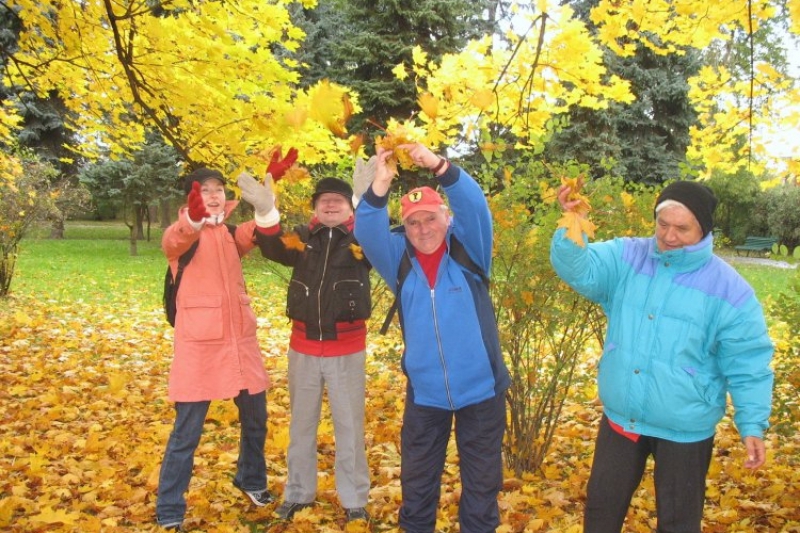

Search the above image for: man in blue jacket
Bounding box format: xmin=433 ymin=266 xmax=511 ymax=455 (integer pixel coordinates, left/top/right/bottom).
xmin=551 ymin=180 xmax=774 ymax=533
xmin=354 ymin=142 xmax=510 ymax=533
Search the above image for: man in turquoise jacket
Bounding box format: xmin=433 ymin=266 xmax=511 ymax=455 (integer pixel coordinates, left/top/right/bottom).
xmin=550 ymin=180 xmax=774 ymax=533
xmin=354 ymin=142 xmax=509 ymax=533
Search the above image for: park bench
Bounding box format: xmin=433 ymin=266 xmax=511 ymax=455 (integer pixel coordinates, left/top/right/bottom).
xmin=734 ymin=236 xmax=777 ymax=257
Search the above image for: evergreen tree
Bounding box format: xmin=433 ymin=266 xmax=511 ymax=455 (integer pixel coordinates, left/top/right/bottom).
xmin=546 ymin=0 xmax=700 ymax=184
xmin=290 ymin=0 xmax=494 ymax=139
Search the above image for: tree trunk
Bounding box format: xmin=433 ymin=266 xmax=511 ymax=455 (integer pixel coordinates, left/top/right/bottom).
xmin=0 ymin=243 xmax=18 ymax=297
xmin=160 ymin=198 xmax=172 ymax=229
xmin=49 ymin=216 xmax=66 ymax=239
xmin=129 ymin=226 xmax=139 ymax=256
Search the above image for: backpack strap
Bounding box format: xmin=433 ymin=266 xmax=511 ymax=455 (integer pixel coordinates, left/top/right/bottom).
xmin=379 ymin=233 xmax=487 ymax=335
xmin=175 ymin=223 xmax=237 ymax=287
xmin=379 ymin=249 xmax=412 ymax=335
xmin=448 ymin=235 xmax=489 ymax=288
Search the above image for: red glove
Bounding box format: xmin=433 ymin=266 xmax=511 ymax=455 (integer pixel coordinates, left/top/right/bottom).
xmin=187 ymin=181 xmax=210 ymax=222
xmin=267 ymin=147 xmax=298 ymax=181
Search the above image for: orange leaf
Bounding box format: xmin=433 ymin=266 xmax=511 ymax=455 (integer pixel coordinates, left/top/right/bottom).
xmin=349 ymin=134 xmax=366 ymax=156
xmin=349 ymin=243 xmax=364 ymax=260
xmin=281 ymin=232 xmax=306 ymax=251
xmin=375 ymin=126 xmax=417 ymax=173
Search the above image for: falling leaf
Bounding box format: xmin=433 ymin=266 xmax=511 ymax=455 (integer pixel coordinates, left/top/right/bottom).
xmin=418 ymin=92 xmax=439 ymax=119
xmin=349 ymin=134 xmax=366 ymax=156
xmin=309 ymin=80 xmax=353 ymax=138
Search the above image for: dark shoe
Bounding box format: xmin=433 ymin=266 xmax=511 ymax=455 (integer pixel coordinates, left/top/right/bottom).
xmin=233 ymin=480 xmax=275 ymax=506
xmin=274 ymin=501 xmax=313 ymax=519
xmin=345 ymin=507 xmax=370 ymax=522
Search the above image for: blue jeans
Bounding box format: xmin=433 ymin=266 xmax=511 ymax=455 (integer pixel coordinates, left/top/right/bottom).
xmin=156 ymin=390 xmax=267 ymax=525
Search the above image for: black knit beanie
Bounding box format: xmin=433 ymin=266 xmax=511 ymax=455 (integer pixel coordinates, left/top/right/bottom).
xmin=654 ymin=181 xmax=718 ymax=237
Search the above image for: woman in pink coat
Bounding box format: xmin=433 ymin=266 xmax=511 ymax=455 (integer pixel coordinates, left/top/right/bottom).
xmin=156 ymin=167 xmax=272 ymax=531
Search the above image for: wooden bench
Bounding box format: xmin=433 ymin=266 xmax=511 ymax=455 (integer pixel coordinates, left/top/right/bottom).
xmin=734 ymin=236 xmax=777 ymax=257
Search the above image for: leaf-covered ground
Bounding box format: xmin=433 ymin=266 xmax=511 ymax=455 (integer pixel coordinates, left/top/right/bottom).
xmin=1 ymin=293 xmax=799 ymax=532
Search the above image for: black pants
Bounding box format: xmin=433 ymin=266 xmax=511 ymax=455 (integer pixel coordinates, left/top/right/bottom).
xmin=584 ymin=415 xmax=714 ymax=533
xmin=398 ymin=386 xmax=506 ymax=533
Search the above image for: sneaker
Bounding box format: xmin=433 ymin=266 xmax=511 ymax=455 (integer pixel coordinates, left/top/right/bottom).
xmin=345 ymin=507 xmax=370 ymax=522
xmin=160 ymin=521 xmax=183 ymax=531
xmin=274 ymin=501 xmax=313 ymax=519
xmin=233 ymin=480 xmax=275 ymax=506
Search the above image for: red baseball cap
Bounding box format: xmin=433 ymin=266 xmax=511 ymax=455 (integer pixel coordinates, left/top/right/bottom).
xmin=401 ymin=186 xmax=446 ymax=221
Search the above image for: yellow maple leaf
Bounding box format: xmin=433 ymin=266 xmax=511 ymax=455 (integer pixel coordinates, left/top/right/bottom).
xmin=30 ymin=507 xmax=79 ymax=525
xmin=0 ymin=497 xmax=15 ymax=528
xmin=470 ymin=88 xmax=495 ymax=110
xmin=392 ymin=62 xmax=408 ymax=80
xmin=418 ymin=92 xmax=439 ymax=119
xmin=281 ymin=165 xmax=310 ymax=183
xmin=555 ymin=174 xmax=596 ymax=246
xmin=281 ymin=231 xmax=306 ymax=252
xmin=284 ymin=106 xmax=308 ymax=130
xmin=349 ymin=243 xmax=364 ymax=260
xmin=309 ymin=79 xmax=352 ymax=138
xmin=557 ymin=212 xmax=596 ymax=247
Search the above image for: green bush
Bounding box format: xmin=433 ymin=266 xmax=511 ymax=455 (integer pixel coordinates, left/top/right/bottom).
xmin=764 ymin=185 xmax=800 ymax=250
xmin=768 ymin=267 xmax=800 ymax=435
xmin=476 ymin=157 xmax=658 ymax=475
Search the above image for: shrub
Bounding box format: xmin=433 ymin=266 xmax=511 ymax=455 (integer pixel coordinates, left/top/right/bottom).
xmin=476 ymin=157 xmax=658 ymax=475
xmin=0 ymin=150 xmax=59 ymax=296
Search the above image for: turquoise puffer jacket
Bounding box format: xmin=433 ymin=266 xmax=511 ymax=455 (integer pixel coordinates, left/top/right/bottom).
xmin=550 ymin=229 xmax=774 ymax=442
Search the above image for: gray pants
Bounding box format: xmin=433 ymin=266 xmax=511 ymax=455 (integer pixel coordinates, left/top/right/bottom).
xmin=283 ymin=348 xmax=369 ymax=508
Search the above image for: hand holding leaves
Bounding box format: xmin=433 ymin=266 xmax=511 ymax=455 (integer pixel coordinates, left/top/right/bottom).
xmin=556 ymin=176 xmax=596 ymax=247
xmin=267 ymin=147 xmax=298 ymax=181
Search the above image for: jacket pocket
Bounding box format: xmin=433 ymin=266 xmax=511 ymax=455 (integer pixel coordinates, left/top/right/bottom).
xmin=286 ymin=279 xmax=310 ymax=320
xmin=239 ymin=293 xmax=258 ymax=338
xmin=182 ymin=295 xmax=224 ymax=340
xmin=333 ymin=279 xmax=370 ymax=322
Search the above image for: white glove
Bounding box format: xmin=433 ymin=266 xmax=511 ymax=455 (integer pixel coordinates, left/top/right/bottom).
xmin=237 ymin=172 xmax=280 ymax=227
xmin=352 ymin=156 xmax=377 ymax=207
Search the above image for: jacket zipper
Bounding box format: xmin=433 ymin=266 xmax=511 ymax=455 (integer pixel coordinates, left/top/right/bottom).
xmin=290 ymin=279 xmax=310 ymax=296
xmin=428 ymin=275 xmax=455 ymax=409
xmin=316 ymin=227 xmax=333 ymax=340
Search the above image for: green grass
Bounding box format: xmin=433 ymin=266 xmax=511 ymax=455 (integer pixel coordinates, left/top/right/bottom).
xmin=8 ymin=221 xmax=797 ymax=308
xmin=9 ymin=221 xmax=289 ymax=309
xmin=715 ymin=248 xmax=798 ymax=303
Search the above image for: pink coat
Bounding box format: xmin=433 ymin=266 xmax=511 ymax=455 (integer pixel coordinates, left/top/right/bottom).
xmin=162 ymin=201 xmax=270 ymax=402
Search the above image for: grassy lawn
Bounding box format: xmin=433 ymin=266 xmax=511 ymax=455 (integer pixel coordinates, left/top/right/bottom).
xmin=12 ymin=221 xmax=289 ymax=308
xmin=12 ymin=221 xmax=796 ymax=307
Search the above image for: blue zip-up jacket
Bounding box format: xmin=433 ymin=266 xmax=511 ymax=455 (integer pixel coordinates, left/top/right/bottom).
xmin=355 ymin=164 xmax=510 ymax=410
xmin=551 ymin=228 xmax=774 ymax=442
